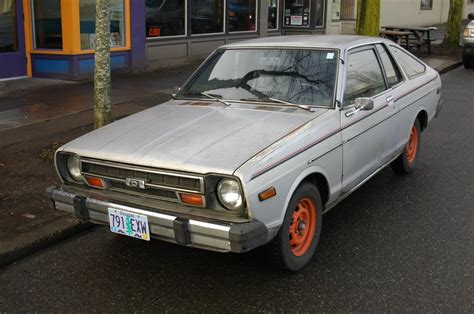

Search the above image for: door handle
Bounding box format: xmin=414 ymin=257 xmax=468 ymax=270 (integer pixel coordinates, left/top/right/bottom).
xmin=345 ymin=108 xmax=359 ymax=117
xmin=386 ymin=96 xmax=395 ymax=103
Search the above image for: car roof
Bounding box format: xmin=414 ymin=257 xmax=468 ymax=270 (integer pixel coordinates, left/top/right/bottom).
xmin=221 ymin=35 xmax=391 ymax=51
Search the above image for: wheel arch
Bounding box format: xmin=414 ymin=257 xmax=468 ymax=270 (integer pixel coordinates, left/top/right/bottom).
xmin=280 ymin=167 xmax=331 ymax=224
xmin=416 ymin=109 xmax=428 ymax=132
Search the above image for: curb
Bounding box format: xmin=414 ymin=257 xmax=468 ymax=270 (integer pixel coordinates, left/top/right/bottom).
xmin=437 ymin=60 xmax=463 ymax=74
xmin=0 ymin=218 xmax=94 ymax=268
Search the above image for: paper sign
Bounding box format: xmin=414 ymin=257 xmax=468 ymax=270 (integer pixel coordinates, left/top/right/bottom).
xmin=290 ymin=16 xmax=303 ymax=26
xmin=326 ymin=52 xmax=335 ymax=60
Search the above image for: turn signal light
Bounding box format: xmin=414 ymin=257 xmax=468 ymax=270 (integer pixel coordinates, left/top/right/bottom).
xmin=180 ymin=193 xmax=204 ymax=207
xmin=258 ymin=187 xmax=277 ymax=201
xmin=85 ymin=176 xmax=105 ymax=189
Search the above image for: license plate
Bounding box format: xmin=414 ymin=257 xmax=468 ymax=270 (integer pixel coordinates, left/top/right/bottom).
xmin=108 ymin=208 xmax=150 ymax=241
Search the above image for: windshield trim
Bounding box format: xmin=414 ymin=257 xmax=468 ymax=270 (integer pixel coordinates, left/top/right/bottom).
xmin=176 ymin=47 xmax=341 ymax=110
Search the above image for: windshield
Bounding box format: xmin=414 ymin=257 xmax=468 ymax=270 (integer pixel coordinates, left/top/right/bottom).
xmin=178 ymin=48 xmax=338 ymax=108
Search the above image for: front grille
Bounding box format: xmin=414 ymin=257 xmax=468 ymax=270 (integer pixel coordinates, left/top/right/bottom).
xmin=80 ymin=159 xmax=203 ymax=200
xmin=108 ymin=181 xmax=179 ymax=200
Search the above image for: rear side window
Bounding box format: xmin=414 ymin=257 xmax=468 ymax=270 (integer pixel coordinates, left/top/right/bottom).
xmin=376 ymin=44 xmax=403 ymax=87
xmin=343 ymin=48 xmax=386 ymax=106
xmin=389 ymin=46 xmax=426 ymax=79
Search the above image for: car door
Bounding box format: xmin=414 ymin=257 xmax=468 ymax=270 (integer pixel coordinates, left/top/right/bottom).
xmin=340 ymin=45 xmax=398 ymax=193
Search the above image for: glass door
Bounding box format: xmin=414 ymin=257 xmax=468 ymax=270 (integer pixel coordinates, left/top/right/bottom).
xmin=0 ymin=0 xmax=26 ymax=79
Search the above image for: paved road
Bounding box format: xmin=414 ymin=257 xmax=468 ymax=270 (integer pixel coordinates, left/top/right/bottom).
xmin=1 ymin=67 xmax=473 ymax=312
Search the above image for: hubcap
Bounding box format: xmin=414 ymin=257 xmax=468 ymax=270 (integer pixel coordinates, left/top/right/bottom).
xmin=406 ymin=125 xmax=419 ymax=163
xmin=289 ymin=197 xmax=317 ymax=257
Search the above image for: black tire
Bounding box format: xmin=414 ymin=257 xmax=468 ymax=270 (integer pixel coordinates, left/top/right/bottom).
xmin=267 ymin=182 xmax=323 ymax=271
xmin=463 ymin=55 xmax=473 ymax=69
xmin=391 ymin=119 xmax=421 ymax=174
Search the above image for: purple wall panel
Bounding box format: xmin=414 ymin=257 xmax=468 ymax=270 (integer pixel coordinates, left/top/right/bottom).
xmin=130 ymin=0 xmax=146 ymax=71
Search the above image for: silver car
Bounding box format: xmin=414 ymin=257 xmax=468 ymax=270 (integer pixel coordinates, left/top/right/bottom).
xmin=47 ymin=35 xmax=443 ymax=271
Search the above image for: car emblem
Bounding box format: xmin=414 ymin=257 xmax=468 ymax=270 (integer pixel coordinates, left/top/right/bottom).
xmin=125 ymin=178 xmax=147 ymax=190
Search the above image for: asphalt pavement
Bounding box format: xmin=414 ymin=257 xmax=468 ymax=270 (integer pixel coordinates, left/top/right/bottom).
xmin=0 ymin=67 xmax=473 ymax=312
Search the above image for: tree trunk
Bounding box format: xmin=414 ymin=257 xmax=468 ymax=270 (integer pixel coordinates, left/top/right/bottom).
xmin=356 ymin=0 xmax=380 ymax=36
xmin=94 ymin=0 xmax=112 ymax=129
xmin=444 ymin=0 xmax=463 ymax=46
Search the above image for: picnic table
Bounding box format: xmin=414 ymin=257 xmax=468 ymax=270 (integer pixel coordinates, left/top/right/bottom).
xmin=379 ymin=29 xmax=411 ymax=48
xmin=382 ymin=26 xmax=437 ymax=54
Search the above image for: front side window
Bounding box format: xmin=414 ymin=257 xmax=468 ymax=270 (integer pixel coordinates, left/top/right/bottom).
xmin=268 ymin=0 xmax=278 ymax=29
xmin=80 ymin=0 xmax=126 ymax=49
xmin=228 ymin=0 xmax=257 ymax=32
xmin=0 ymin=0 xmax=18 ymax=52
xmin=179 ymin=49 xmax=338 ymax=108
xmin=389 ymin=46 xmax=426 ymax=79
xmin=192 ymin=0 xmax=225 ymax=35
xmin=344 ymin=48 xmax=386 ymax=106
xmin=32 ymin=0 xmax=63 ymax=49
xmin=420 ymin=0 xmax=433 ymax=10
xmin=145 ymin=0 xmax=186 ymax=38
xmin=376 ymin=44 xmax=402 ymax=87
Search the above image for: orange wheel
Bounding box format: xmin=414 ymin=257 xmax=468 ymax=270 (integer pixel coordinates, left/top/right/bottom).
xmin=267 ymin=182 xmax=322 ymax=271
xmin=405 ymin=125 xmax=419 ymax=163
xmin=289 ymin=197 xmax=317 ymax=257
xmin=391 ymin=119 xmax=421 ymax=174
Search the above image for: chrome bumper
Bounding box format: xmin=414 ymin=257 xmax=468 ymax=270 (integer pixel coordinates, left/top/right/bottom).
xmin=46 ymin=186 xmax=267 ymax=253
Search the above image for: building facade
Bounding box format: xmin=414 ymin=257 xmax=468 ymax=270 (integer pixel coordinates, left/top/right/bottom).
xmin=340 ymin=0 xmax=474 ymax=35
xmin=0 ymin=0 xmax=345 ymax=80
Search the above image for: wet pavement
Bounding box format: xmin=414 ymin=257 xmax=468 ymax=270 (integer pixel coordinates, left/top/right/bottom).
xmin=0 ymin=63 xmax=198 ymax=131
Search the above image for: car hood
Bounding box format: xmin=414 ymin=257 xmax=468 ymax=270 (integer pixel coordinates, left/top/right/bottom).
xmin=60 ymin=100 xmax=325 ymax=175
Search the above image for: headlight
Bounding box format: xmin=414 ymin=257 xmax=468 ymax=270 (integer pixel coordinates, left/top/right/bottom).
xmin=465 ymin=27 xmax=474 ymax=38
xmin=217 ymin=178 xmax=244 ymax=211
xmin=66 ymin=155 xmax=83 ymax=182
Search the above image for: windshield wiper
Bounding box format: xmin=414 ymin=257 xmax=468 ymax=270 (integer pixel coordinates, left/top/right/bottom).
xmin=240 ymin=97 xmax=314 ymax=112
xmin=200 ymin=92 xmax=231 ymax=106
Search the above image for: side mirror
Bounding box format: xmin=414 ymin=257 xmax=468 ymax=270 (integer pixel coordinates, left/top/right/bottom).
xmin=354 ymin=97 xmax=374 ymax=111
xmin=468 ymin=13 xmax=474 ymax=20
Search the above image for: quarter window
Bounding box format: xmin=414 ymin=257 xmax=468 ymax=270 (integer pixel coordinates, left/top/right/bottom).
xmin=376 ymin=44 xmax=402 ymax=87
xmin=344 ymin=48 xmax=386 ymax=106
xmin=389 ymin=46 xmax=426 ymax=79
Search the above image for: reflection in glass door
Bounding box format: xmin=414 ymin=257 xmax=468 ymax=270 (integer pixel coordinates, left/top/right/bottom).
xmin=0 ymin=0 xmax=26 ymax=79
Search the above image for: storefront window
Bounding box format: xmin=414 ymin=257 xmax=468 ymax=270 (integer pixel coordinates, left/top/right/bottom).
xmin=228 ymin=0 xmax=256 ymax=32
xmin=145 ymin=0 xmax=186 ymax=38
xmin=80 ymin=0 xmax=125 ymax=50
xmin=268 ymin=0 xmax=278 ymax=30
xmin=314 ymin=0 xmax=324 ymax=26
xmin=191 ymin=0 xmax=224 ymax=35
xmin=283 ymin=0 xmax=310 ymax=27
xmin=32 ymin=0 xmax=63 ymax=49
xmin=0 ymin=0 xmax=18 ymax=52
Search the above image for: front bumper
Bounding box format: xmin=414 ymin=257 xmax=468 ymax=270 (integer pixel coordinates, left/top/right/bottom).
xmin=46 ymin=186 xmax=268 ymax=253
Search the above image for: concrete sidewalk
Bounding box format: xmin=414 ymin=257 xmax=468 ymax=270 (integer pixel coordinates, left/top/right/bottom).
xmin=0 ymin=55 xmax=462 ymax=268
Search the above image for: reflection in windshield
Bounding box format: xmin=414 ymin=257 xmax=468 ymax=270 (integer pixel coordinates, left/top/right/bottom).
xmin=179 ymin=49 xmax=338 ymax=108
